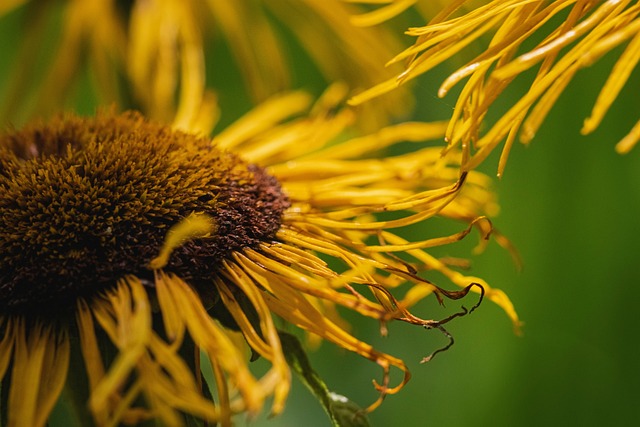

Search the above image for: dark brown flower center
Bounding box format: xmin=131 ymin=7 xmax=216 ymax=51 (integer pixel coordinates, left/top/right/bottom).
xmin=0 ymin=111 xmax=289 ymax=315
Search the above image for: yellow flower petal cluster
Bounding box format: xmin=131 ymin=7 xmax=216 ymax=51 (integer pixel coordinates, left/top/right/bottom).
xmin=1 ymin=0 xmax=411 ymax=130
xmin=0 ymin=88 xmax=518 ymax=426
xmin=351 ymin=0 xmax=640 ymax=175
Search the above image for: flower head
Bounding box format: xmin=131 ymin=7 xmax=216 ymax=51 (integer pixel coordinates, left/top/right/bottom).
xmin=350 ymin=0 xmax=640 ymax=175
xmin=0 ymin=89 xmax=518 ymax=425
xmin=0 ymin=111 xmax=287 ymax=315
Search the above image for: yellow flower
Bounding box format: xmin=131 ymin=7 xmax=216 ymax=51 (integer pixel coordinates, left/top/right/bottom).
xmin=0 ymin=88 xmax=518 ymax=426
xmin=350 ymin=0 xmax=640 ymax=175
xmin=1 ymin=0 xmax=411 ymax=130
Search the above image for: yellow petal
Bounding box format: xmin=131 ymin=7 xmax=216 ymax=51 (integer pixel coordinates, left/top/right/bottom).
xmin=8 ymin=321 xmax=69 ymax=427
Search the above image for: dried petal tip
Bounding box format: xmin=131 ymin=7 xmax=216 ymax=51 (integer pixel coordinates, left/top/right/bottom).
xmin=0 ymin=111 xmax=289 ymax=315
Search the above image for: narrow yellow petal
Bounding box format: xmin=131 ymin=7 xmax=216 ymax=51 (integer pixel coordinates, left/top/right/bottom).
xmin=8 ymin=321 xmax=69 ymax=427
xmin=149 ymin=213 xmax=217 ymax=270
xmin=209 ymin=357 xmax=232 ymax=427
xmin=8 ymin=322 xmax=46 ymax=427
xmin=158 ymin=272 xmax=264 ymax=415
xmin=494 ymin=1 xmax=627 ymax=81
xmin=236 ymin=248 xmax=386 ymax=320
xmin=350 ymin=0 xmax=417 ymax=27
xmin=260 ymin=288 xmax=409 ymax=412
xmin=33 ymin=331 xmax=70 ymax=427
xmin=380 ymin=232 xmax=521 ymax=331
xmin=299 ymin=121 xmax=448 ymax=161
xmin=154 ymin=272 xmax=186 ymax=343
xmin=583 ymin=27 xmax=640 ymax=134
xmin=217 ymin=261 xmax=291 ymax=415
xmin=139 ymin=335 xmax=221 ymax=423
xmin=0 ymin=318 xmax=13 ymax=380
xmin=206 ymin=0 xmax=289 ymax=101
xmin=172 ymin=2 xmax=207 ymax=133
xmin=128 ymin=0 xmax=178 ymax=121
xmin=89 ymin=278 xmax=151 ymax=420
xmin=615 ymin=118 xmax=640 ymax=153
xmin=348 ymin=77 xmax=402 ymax=106
xmin=76 ymin=300 xmax=110 ymax=425
xmin=212 ymin=92 xmax=312 ymax=150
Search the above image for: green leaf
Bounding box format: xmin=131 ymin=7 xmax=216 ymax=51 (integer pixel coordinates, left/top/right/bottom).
xmin=278 ymin=332 xmax=370 ymax=427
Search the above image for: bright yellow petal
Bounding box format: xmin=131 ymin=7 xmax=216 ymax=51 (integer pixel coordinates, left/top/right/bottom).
xmin=88 ymin=277 xmax=151 ymax=424
xmin=7 ymin=320 xmax=69 ymax=427
xmin=156 ymin=272 xmax=265 ymax=416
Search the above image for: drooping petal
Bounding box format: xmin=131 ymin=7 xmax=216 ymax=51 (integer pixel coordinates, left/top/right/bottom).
xmin=7 ymin=320 xmax=70 ymax=427
xmin=86 ymin=277 xmax=153 ymax=425
xmin=217 ymin=260 xmax=292 ymax=415
xmin=0 ymin=318 xmax=14 ymax=383
xmin=155 ymin=272 xmax=270 ymax=417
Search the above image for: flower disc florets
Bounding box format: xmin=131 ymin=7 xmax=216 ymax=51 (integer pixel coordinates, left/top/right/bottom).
xmin=0 ymin=111 xmax=289 ymax=315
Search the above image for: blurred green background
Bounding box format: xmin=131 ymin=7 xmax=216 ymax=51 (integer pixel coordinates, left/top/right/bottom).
xmin=2 ymin=3 xmax=639 ymax=427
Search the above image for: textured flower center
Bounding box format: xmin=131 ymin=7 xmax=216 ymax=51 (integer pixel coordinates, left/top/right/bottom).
xmin=0 ymin=112 xmax=289 ymax=315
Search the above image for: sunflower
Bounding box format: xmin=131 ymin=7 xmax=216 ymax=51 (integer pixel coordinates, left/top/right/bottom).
xmin=350 ymin=0 xmax=640 ymax=175
xmin=0 ymin=0 xmax=411 ymax=130
xmin=0 ymin=86 xmax=518 ymax=426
